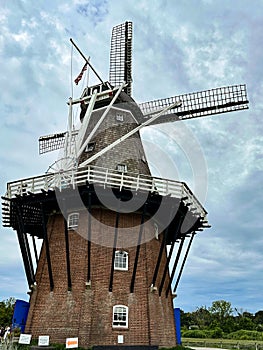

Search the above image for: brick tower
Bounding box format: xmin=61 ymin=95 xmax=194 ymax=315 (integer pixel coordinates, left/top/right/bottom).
xmin=2 ymin=22 xmax=249 ymax=348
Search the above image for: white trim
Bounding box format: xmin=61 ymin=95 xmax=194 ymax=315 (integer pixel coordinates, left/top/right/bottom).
xmin=75 ymin=91 xmax=98 ymax=153
xmin=114 ymin=250 xmax=128 ymax=271
xmin=77 ymin=81 xmax=126 ymax=159
xmin=112 ymin=305 xmax=128 ymax=328
xmin=85 ymin=142 xmax=96 ymax=152
xmin=68 ymin=212 xmax=79 ymax=230
xmin=116 ymin=164 xmax=127 ymax=173
xmin=116 ymin=113 xmax=124 ymax=122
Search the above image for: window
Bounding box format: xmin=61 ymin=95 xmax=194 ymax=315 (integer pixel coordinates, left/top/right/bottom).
xmin=68 ymin=212 xmax=79 ymax=230
xmin=116 ymin=113 xmax=124 ymax=122
xmin=116 ymin=164 xmax=127 ymax=173
xmin=112 ymin=305 xmax=128 ymax=328
xmin=85 ymin=142 xmax=95 ymax=152
xmin=114 ymin=251 xmax=128 ymax=271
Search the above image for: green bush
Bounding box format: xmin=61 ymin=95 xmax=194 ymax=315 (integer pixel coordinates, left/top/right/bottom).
xmin=181 ymin=327 xmax=224 ymax=339
xmin=210 ymin=327 xmax=224 ymax=338
xmin=181 ymin=329 xmax=207 ymax=338
xmin=226 ymin=330 xmax=263 ymax=341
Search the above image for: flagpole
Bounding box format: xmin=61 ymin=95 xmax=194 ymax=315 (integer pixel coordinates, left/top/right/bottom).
xmin=70 ymin=38 xmax=104 ymax=84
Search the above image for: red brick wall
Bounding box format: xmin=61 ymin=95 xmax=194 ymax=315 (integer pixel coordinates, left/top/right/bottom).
xmin=26 ymin=208 xmax=176 ymax=347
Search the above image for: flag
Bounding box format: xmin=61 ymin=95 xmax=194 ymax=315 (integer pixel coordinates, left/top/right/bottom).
xmin=74 ymin=62 xmax=88 ymax=85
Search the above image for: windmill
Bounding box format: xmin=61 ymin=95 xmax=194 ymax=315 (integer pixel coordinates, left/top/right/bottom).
xmin=2 ymin=21 xmax=248 ymax=348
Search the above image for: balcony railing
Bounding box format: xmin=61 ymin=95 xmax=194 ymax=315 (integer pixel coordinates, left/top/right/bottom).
xmin=4 ymin=165 xmax=207 ymax=218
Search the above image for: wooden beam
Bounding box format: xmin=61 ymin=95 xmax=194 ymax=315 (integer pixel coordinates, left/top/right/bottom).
xmin=165 ymin=235 xmax=185 ymax=297
xmin=75 ymin=91 xmax=97 ymax=155
xmin=32 ymin=236 xmax=39 ymax=265
xmin=87 ymin=191 xmax=92 ymax=283
xmin=63 ymin=215 xmax=72 ymax=291
xmin=109 ymin=211 xmax=120 ymax=292
xmin=151 ymin=227 xmax=167 ymax=288
xmin=173 ymin=232 xmax=195 ymax=294
xmin=130 ymin=203 xmax=147 ymax=293
xmin=151 ymin=202 xmax=178 ymax=288
xmin=23 ymin=229 xmax=35 ymax=284
xmin=16 ymin=204 xmax=35 ymax=287
xmin=158 ymin=241 xmax=175 ymax=296
xmin=70 ymin=38 xmax=104 ymax=84
xmin=40 ymin=203 xmax=54 ymax=291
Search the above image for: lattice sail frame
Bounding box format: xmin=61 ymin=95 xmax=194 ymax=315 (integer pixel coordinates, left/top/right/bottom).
xmin=39 ymin=131 xmax=78 ymax=154
xmin=38 ymin=84 xmax=249 ymax=154
xmin=109 ymin=21 xmax=133 ymax=96
xmin=139 ymin=84 xmax=249 ymax=124
xmin=39 ymin=132 xmax=66 ymax=154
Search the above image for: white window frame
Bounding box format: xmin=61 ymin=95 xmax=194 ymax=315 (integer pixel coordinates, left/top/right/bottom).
xmin=67 ymin=212 xmax=79 ymax=230
xmin=112 ymin=305 xmax=128 ymax=328
xmin=116 ymin=113 xmax=124 ymax=122
xmin=114 ymin=250 xmax=128 ymax=271
xmin=116 ymin=163 xmax=127 ymax=173
xmin=85 ymin=142 xmax=95 ymax=152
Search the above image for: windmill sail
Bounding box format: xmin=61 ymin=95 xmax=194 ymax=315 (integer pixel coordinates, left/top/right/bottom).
xmin=39 ymin=84 xmax=249 ymax=154
xmin=39 ymin=131 xmax=78 ymax=154
xmin=109 ymin=21 xmax=133 ymax=96
xmin=139 ymin=84 xmax=249 ymax=125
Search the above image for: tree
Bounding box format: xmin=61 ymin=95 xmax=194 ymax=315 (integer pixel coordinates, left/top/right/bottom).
xmin=254 ymin=310 xmax=263 ymax=324
xmin=238 ymin=317 xmax=255 ymax=330
xmin=209 ymin=300 xmax=233 ymax=320
xmin=243 ymin=311 xmax=253 ymax=319
xmin=180 ymin=310 xmax=194 ymax=329
xmin=181 ymin=302 xmax=263 ymax=338
xmin=192 ymin=306 xmax=211 ymax=329
xmin=0 ymin=297 xmax=15 ymax=326
xmin=209 ymin=300 xmax=234 ymax=332
xmin=254 ymin=310 xmax=263 ymax=331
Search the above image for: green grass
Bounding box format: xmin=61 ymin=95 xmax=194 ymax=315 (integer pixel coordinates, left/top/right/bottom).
xmin=182 ymin=337 xmax=263 ymax=349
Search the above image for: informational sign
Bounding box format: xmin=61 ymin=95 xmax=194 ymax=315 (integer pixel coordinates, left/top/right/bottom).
xmin=38 ymin=335 xmax=50 ymax=346
xmin=66 ymin=337 xmax=78 ymax=349
xmin=19 ymin=334 xmax=32 ymax=345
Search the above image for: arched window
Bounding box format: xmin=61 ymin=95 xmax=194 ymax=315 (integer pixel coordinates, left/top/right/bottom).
xmin=114 ymin=250 xmax=128 ymax=271
xmin=67 ymin=212 xmax=79 ymax=230
xmin=112 ymin=305 xmax=128 ymax=328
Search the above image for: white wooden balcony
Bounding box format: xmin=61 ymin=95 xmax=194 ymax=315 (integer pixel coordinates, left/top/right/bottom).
xmin=4 ymin=165 xmax=207 ymax=218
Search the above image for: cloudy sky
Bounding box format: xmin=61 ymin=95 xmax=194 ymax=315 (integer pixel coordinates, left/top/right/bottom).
xmin=0 ymin=0 xmax=262 ymax=314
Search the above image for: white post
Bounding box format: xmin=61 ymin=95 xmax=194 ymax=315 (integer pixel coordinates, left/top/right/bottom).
xmin=67 ymin=97 xmax=73 ymax=157
xmin=75 ymin=91 xmax=98 ymax=153
xmin=76 ymin=81 xmax=126 ymax=159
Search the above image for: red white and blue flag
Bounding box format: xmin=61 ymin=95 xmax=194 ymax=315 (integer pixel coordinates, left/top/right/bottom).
xmin=74 ymin=62 xmax=88 ymax=85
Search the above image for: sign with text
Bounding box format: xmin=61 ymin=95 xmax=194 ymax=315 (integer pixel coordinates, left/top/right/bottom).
xmin=66 ymin=337 xmax=78 ymax=349
xmin=19 ymin=334 xmax=32 ymax=345
xmin=38 ymin=335 xmax=50 ymax=346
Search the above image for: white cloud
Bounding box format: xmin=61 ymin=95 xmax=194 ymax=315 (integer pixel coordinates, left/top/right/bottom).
xmin=11 ymin=31 xmax=33 ymax=50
